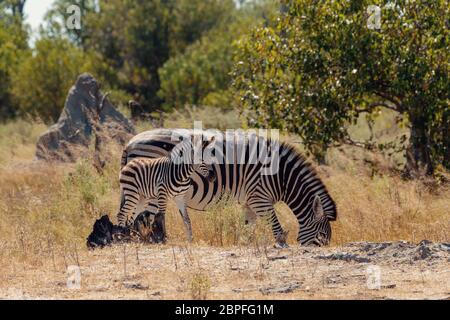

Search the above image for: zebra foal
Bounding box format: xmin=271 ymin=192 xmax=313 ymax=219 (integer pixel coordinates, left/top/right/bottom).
xmin=117 ymin=135 xmax=215 ymax=241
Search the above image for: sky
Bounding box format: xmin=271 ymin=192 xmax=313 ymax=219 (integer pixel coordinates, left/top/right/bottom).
xmin=24 ymin=0 xmax=55 ymax=32
xmin=23 ymin=0 xmax=55 ymax=45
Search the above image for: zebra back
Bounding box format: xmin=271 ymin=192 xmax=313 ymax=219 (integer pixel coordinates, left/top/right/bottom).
xmin=121 ymin=129 xmax=336 ymax=221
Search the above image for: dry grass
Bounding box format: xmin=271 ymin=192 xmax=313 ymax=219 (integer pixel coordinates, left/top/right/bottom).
xmin=0 ymin=110 xmax=448 ymax=299
xmin=1 ymin=243 xmax=448 ymax=300
xmin=0 ymin=118 xmax=47 ymax=166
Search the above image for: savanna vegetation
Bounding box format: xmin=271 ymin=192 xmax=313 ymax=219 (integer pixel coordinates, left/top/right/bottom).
xmin=0 ymin=0 xmax=448 ymax=298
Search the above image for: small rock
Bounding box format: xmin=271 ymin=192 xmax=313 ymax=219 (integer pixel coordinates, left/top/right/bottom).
xmin=224 ymin=252 xmax=237 ymax=258
xmin=316 ymin=252 xmax=371 ymax=263
xmin=123 ymin=282 xmax=149 ymax=290
xmin=230 ymin=266 xmax=245 ymax=271
xmin=419 ymin=240 xmax=433 ymax=246
xmin=414 ymin=244 xmax=434 ymax=260
xmin=437 ymin=243 xmax=450 ymax=251
xmin=232 ymin=287 xmax=256 ymax=293
xmin=267 ymin=255 xmax=288 ymax=261
xmin=260 ymin=281 xmax=301 ymax=295
xmin=362 ymin=242 xmax=391 ymax=252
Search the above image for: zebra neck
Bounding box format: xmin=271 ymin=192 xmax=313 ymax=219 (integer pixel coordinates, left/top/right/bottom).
xmin=171 ymin=162 xmax=195 ymax=180
xmin=279 ymin=145 xmax=324 ymax=220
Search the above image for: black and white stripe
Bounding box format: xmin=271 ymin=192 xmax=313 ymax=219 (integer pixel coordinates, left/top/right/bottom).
xmin=117 ymin=136 xmax=214 ymax=241
xmin=120 ymin=129 xmax=337 ymax=246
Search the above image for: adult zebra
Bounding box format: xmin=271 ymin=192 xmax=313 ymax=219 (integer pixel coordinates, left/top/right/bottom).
xmin=120 ymin=129 xmax=337 ymax=246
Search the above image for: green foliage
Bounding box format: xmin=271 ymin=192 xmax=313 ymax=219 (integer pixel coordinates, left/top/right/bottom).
xmin=168 ymin=0 xmax=235 ymax=54
xmin=0 ymin=118 xmax=47 ymax=165
xmin=0 ymin=0 xmax=26 ymax=20
xmin=44 ymin=0 xmax=236 ymax=112
xmin=44 ymin=0 xmax=98 ymax=47
xmin=1 ymin=1 xmax=275 ymax=122
xmin=160 ymin=106 xmax=244 ymax=132
xmin=233 ymin=0 xmax=449 ymax=171
xmin=10 ymin=36 xmax=98 ymax=123
xmin=64 ymin=159 xmax=111 ymax=207
xmin=158 ymin=25 xmax=236 ymax=110
xmin=158 ymin=0 xmax=277 ymax=110
xmin=0 ymin=16 xmax=28 ymax=119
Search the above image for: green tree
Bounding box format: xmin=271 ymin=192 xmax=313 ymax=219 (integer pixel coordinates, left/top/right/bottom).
xmin=11 ymin=37 xmax=98 ymax=123
xmin=0 ymin=0 xmax=27 ymax=20
xmin=168 ymin=0 xmax=235 ymax=54
xmin=0 ymin=8 xmax=28 ymax=120
xmin=44 ymin=0 xmax=98 ymax=47
xmin=158 ymin=0 xmax=278 ymax=110
xmin=158 ymin=23 xmax=237 ymax=110
xmin=233 ymin=0 xmax=449 ymax=175
xmin=44 ymin=0 xmax=235 ymax=114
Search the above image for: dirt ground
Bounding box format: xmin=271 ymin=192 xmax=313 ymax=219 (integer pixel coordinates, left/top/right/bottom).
xmin=1 ymin=241 xmax=449 ymax=300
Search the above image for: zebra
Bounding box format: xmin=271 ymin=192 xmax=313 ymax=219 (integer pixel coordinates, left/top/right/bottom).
xmin=120 ymin=129 xmax=337 ymax=247
xmin=117 ymin=134 xmax=215 ymax=242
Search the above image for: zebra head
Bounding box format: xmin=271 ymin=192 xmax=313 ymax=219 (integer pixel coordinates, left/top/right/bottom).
xmin=193 ymin=135 xmax=216 ymax=182
xmin=298 ymin=195 xmax=333 ymax=246
xmin=195 ymin=162 xmax=216 ymax=182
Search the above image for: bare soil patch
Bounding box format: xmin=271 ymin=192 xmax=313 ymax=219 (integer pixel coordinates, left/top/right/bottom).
xmin=1 ymin=241 xmax=448 ymax=300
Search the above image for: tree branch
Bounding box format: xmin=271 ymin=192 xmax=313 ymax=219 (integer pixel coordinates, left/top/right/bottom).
xmin=373 ymin=90 xmax=403 ymax=110
xmin=356 ymin=101 xmax=399 ymax=113
xmin=343 ymin=137 xmax=377 ymax=150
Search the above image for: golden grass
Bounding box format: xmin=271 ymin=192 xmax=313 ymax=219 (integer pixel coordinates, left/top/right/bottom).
xmin=328 ymin=169 xmax=449 ymax=244
xmin=0 ymin=113 xmax=448 ymax=273
xmin=135 ymin=105 xmax=244 ymax=133
xmin=0 ymin=118 xmax=47 ymax=165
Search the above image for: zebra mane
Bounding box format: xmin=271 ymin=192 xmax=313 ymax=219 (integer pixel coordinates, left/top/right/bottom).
xmin=277 ymin=140 xmax=337 ymax=221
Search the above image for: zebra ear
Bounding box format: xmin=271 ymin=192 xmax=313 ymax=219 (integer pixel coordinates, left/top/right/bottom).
xmin=313 ymin=195 xmax=325 ymax=219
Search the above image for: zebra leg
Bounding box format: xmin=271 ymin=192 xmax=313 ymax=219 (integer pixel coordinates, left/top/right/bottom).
xmin=246 ymin=197 xmax=288 ymax=248
xmin=155 ymin=187 xmax=168 ymax=239
xmin=174 ymin=196 xmax=193 ymax=243
xmin=117 ymin=195 xmax=140 ymax=227
xmin=144 ymin=199 xmax=167 ymax=242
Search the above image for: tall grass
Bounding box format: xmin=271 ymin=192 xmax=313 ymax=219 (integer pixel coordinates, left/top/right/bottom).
xmin=0 ymin=111 xmax=448 ymax=271
xmin=135 ymin=105 xmax=244 ymax=133
xmin=0 ymin=118 xmax=47 ymax=165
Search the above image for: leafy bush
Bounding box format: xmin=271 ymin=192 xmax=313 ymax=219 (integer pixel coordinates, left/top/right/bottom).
xmin=233 ymin=0 xmax=450 ymax=174
xmin=158 ymin=26 xmax=236 ymax=110
xmin=11 ymin=37 xmax=93 ymax=123
xmin=158 ymin=1 xmax=277 ymax=110
xmin=0 ymin=17 xmax=28 ymax=119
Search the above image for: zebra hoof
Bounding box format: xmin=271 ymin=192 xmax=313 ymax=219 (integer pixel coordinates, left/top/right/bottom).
xmin=274 ymin=242 xmax=289 ymax=249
